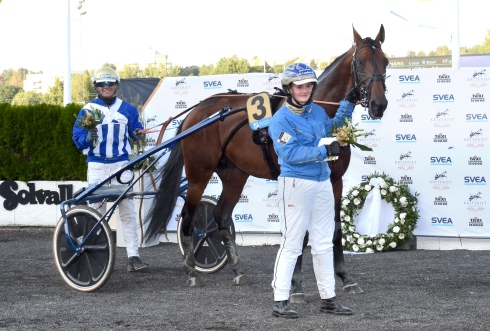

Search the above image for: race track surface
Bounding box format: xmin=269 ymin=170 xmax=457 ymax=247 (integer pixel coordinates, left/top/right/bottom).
xmin=1 ymin=227 xmax=489 ymax=331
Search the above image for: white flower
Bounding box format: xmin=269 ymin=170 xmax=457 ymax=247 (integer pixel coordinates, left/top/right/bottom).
xmin=352 ymin=244 xmax=359 ymax=252
xmin=346 ymin=235 xmax=352 ymax=242
xmin=378 ymin=238 xmax=386 ymax=245
xmin=349 ymin=226 xmax=355 ymax=232
xmin=389 ymin=186 xmax=398 ymax=192
xmin=400 ymin=219 xmax=405 ymax=224
xmin=399 ymin=197 xmax=407 ymax=206
xmin=357 ymin=237 xmax=365 ymax=245
xmin=342 ymin=238 xmax=346 ymax=245
xmin=340 ymin=210 xmax=345 ymax=217
xmin=400 ymin=213 xmax=406 ymax=219
xmin=376 ymin=244 xmax=384 ymax=251
xmin=366 ymin=247 xmax=373 ymax=253
xmin=379 ymin=181 xmax=387 ymax=188
xmin=389 ymin=242 xmax=397 ymax=248
xmin=342 ymin=199 xmax=350 ymax=206
xmin=341 ymin=222 xmax=346 ymax=229
xmin=394 ymin=198 xmax=397 ymax=203
xmin=364 ymin=185 xmax=372 ymax=191
xmin=393 ymin=226 xmax=400 ymax=233
xmin=353 ymin=198 xmax=361 ymax=205
xmin=352 ymin=190 xmax=359 ymax=196
xmin=381 ymin=189 xmax=387 ymax=195
xmin=366 ymin=240 xmax=372 ymax=245
xmin=412 ymin=206 xmax=415 ymax=211
xmin=394 ymin=217 xmax=399 ymax=223
xmin=399 ymin=233 xmax=405 ymax=240
xmin=344 ymin=215 xmax=351 ymax=222
xmin=354 ymin=233 xmax=360 ymax=238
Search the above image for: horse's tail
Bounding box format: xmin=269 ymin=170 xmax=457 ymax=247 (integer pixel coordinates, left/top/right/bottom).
xmin=144 ymin=123 xmax=184 ymax=243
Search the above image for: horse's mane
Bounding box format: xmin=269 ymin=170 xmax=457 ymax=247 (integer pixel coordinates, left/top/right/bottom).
xmin=317 ymin=37 xmax=376 ymax=82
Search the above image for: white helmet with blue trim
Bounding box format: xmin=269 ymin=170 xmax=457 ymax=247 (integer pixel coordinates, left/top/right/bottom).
xmin=281 ymin=63 xmax=318 ymax=95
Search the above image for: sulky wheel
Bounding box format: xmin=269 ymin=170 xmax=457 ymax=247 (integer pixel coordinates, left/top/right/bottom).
xmin=177 ymin=195 xmax=235 ymax=274
xmin=53 ymin=206 xmax=115 ymax=292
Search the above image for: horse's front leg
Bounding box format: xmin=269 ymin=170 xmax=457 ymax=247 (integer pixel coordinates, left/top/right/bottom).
xmin=180 ymin=204 xmax=204 ymax=288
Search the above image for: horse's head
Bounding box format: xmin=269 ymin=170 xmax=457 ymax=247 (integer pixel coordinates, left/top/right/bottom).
xmin=351 ymin=24 xmax=388 ymax=119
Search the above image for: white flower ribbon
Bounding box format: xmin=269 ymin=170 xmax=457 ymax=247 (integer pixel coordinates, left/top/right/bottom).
xmin=355 ymin=177 xmax=386 ymax=236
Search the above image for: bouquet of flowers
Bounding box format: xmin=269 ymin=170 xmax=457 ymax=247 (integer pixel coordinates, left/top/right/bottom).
xmin=75 ymin=106 xmax=105 ymax=146
xmin=330 ymin=118 xmax=373 ymax=151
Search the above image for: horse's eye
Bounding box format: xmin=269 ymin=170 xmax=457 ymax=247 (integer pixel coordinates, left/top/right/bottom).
xmin=356 ymin=59 xmax=364 ymax=68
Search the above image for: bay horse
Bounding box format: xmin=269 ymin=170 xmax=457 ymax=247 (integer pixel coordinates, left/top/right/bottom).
xmin=145 ymin=25 xmax=389 ymax=292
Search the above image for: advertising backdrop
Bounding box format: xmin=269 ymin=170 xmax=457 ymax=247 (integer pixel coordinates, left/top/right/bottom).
xmin=143 ymin=68 xmax=489 ymax=237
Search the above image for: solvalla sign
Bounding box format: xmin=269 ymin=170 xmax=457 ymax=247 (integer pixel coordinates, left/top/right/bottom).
xmin=0 ymin=180 xmax=86 ymax=226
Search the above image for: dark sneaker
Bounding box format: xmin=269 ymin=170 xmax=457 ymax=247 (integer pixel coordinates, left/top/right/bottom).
xmin=127 ymin=256 xmax=149 ymax=272
xmin=272 ymin=300 xmax=299 ymax=319
xmin=320 ymin=297 xmax=353 ymax=315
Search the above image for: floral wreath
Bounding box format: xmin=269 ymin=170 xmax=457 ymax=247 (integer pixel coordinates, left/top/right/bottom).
xmin=341 ymin=172 xmax=420 ymax=253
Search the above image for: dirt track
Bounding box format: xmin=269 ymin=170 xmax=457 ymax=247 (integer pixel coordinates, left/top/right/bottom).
xmin=1 ymin=227 xmax=490 ymax=331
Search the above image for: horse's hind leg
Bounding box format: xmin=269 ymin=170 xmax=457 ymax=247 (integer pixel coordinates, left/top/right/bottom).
xmin=332 ymin=179 xmax=363 ymax=293
xmin=216 ymin=166 xmax=250 ymax=285
xmin=290 ymin=232 xmax=309 ymax=303
xmin=181 ymin=181 xmax=210 ymax=288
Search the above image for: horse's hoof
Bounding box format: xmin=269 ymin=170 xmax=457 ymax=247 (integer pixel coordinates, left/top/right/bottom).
xmin=187 ymin=277 xmax=204 ymax=288
xmin=343 ymin=283 xmax=363 ymax=294
xmin=233 ymin=274 xmax=250 ymax=285
xmin=290 ymin=292 xmax=306 ymax=304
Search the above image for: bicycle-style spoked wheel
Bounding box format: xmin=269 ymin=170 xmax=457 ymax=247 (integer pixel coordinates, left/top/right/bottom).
xmin=177 ymin=196 xmax=235 ymax=274
xmin=53 ymin=206 xmax=115 ymax=292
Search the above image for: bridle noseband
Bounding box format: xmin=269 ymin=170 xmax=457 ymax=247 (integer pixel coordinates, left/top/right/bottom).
xmin=351 ymin=42 xmax=387 ymax=108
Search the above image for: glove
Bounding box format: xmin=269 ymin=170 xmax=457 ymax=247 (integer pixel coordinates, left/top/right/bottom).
xmin=134 ymin=129 xmax=145 ymax=140
xmin=345 ymin=86 xmax=361 ymax=103
xmin=325 ymin=141 xmax=343 ymax=157
xmin=86 ymin=129 xmax=98 ymax=143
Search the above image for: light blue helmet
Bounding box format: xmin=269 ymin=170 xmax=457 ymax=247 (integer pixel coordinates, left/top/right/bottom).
xmin=281 ymin=63 xmax=318 ymax=95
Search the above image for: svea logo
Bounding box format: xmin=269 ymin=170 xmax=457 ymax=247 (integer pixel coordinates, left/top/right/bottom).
xmin=234 ymin=214 xmax=254 ymax=222
xmin=430 ymin=156 xmax=452 ymax=165
xmin=464 ymin=176 xmax=486 ymax=185
xmin=466 ymin=114 xmax=488 ymax=122
xmin=431 ymin=217 xmax=453 ymax=226
xmin=171 ymin=119 xmax=185 ymax=126
xmin=361 ymin=114 xmax=381 ymax=122
xmin=433 ymin=94 xmax=455 ymax=102
xmin=399 ymin=75 xmax=420 ymax=84
xmin=204 ymin=81 xmax=223 ymax=89
xmin=396 ymin=134 xmax=417 ymax=142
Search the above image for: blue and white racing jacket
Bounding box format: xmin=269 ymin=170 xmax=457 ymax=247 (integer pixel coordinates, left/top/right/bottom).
xmin=72 ymin=97 xmax=143 ymax=164
xmin=268 ymin=100 xmax=354 ymax=182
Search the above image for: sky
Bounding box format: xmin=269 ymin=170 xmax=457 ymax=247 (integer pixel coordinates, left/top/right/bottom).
xmin=0 ymin=0 xmax=488 ymax=76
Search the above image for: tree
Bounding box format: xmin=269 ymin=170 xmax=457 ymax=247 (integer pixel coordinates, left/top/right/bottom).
xmin=435 ymin=46 xmax=451 ymax=56
xmin=479 ymin=28 xmax=490 ymax=53
xmin=0 ymin=85 xmax=22 ymax=103
xmin=119 ymin=64 xmax=141 ymax=78
xmin=166 ymin=64 xmax=181 ymax=77
xmin=142 ymin=63 xmax=167 ymax=78
xmin=11 ymin=91 xmax=42 ymax=105
xmin=198 ymin=64 xmax=214 ymax=76
xmin=213 ymin=55 xmax=250 ymax=74
xmin=41 ymin=78 xmax=64 ymax=106
xmin=179 ymin=66 xmax=199 ymax=77
xmin=417 ymin=51 xmax=426 ymax=57
xmin=406 ymin=50 xmax=416 ymax=57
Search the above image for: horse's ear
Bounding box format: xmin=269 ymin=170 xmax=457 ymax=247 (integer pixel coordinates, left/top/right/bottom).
xmin=375 ymin=24 xmax=385 ymax=45
xmin=352 ymin=25 xmax=362 ymax=45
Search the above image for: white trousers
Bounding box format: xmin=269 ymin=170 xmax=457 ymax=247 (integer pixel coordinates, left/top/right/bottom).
xmin=272 ymin=177 xmax=336 ymax=301
xmin=87 ymin=161 xmax=139 ymax=258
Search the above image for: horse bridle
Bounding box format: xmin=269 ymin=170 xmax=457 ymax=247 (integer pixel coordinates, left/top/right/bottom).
xmin=351 ymin=42 xmax=387 ymax=108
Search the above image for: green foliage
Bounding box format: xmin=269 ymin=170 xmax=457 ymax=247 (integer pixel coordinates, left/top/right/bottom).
xmin=120 ymin=64 xmax=141 ymax=79
xmin=0 ymin=103 xmax=87 ymax=181
xmin=0 ymin=85 xmax=22 ymax=103
xmin=41 ymin=78 xmax=64 ymax=106
xmin=178 ymin=66 xmax=199 ymax=76
xmin=11 ymin=91 xmax=42 ymax=105
xmin=213 ymin=55 xmax=250 ymax=74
